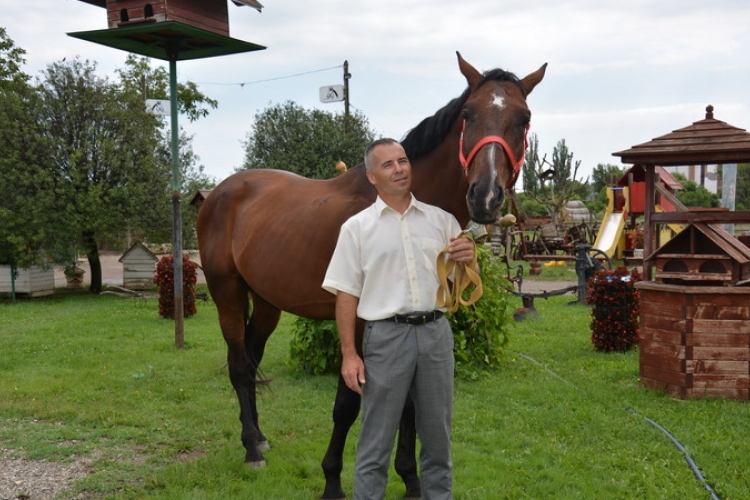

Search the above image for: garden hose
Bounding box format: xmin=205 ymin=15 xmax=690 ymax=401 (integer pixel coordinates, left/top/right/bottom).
xmin=436 ymin=230 xmax=482 ymax=313
xmin=512 ymin=351 xmax=721 ymax=500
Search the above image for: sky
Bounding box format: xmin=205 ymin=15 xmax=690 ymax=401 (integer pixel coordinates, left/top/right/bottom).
xmin=4 ymin=0 xmax=750 ymax=185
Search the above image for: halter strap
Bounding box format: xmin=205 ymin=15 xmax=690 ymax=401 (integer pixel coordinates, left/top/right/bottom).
xmin=458 ymin=120 xmax=530 ymax=189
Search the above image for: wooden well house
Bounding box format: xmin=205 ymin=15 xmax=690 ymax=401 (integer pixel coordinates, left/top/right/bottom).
xmin=613 ymin=105 xmax=750 ymax=400
xmin=119 ymin=241 xmax=158 ymax=290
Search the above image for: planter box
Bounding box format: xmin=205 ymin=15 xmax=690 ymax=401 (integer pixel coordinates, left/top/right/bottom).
xmin=636 ymin=281 xmax=750 ymax=400
xmin=0 ymin=265 xmax=55 ymax=298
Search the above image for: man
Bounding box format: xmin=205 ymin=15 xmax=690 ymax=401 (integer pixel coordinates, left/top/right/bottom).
xmin=322 ymin=138 xmax=476 ymax=500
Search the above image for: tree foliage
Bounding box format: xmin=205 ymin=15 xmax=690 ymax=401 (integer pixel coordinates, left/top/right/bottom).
xmin=37 ymin=57 xmax=169 ymax=293
xmin=242 ymin=101 xmax=376 ymax=179
xmin=671 ymin=172 xmax=720 ymax=208
xmin=0 ymin=28 xmax=55 ymax=269
xmin=735 ymin=163 xmax=750 ymax=211
xmin=590 ymin=164 xmax=624 ymax=214
xmin=116 ymin=54 xmax=218 ymax=122
xmin=1 ymin=28 xmax=218 ymax=292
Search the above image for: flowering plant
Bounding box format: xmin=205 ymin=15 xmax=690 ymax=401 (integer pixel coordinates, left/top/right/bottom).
xmin=585 ymin=265 xmax=641 ymax=352
xmin=154 ymin=255 xmax=198 ymax=319
xmin=632 ymin=227 xmax=645 ymax=249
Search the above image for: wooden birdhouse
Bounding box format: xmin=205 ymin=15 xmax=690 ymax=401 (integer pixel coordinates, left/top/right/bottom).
xmin=77 ymin=0 xmax=264 ymax=37
xmin=652 ymin=222 xmax=750 ymax=286
xmin=72 ymin=0 xmax=265 ymax=61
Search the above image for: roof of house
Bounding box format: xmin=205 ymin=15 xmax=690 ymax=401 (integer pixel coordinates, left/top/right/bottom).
xmin=118 ymin=241 xmax=158 ymax=263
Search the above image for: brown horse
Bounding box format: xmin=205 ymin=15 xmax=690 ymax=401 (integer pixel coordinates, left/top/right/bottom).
xmin=197 ymin=52 xmax=546 ymax=499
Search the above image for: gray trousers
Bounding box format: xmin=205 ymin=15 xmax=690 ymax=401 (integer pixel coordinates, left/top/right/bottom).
xmin=353 ymin=316 xmax=454 ymax=500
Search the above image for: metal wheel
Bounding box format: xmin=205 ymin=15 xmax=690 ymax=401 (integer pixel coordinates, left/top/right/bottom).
xmin=588 ymin=248 xmax=612 ymax=271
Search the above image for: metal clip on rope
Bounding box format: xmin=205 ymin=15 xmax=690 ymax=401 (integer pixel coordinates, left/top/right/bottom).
xmin=436 ymin=231 xmax=483 ymax=313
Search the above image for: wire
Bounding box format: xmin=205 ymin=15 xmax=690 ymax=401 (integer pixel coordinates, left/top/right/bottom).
xmin=196 ymin=64 xmax=343 ymax=87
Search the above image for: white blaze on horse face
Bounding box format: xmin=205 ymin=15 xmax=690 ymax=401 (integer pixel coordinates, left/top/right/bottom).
xmin=491 ymin=92 xmax=506 ymax=111
xmin=481 ymin=145 xmax=499 ymax=210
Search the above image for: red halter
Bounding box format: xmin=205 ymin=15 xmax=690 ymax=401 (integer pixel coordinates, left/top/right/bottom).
xmin=458 ymin=120 xmax=530 ymax=189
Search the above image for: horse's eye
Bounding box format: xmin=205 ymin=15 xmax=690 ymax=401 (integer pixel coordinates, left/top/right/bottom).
xmin=461 ymin=109 xmax=473 ymax=122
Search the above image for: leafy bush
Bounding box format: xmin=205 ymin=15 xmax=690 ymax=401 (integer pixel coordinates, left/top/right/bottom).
xmin=154 ymin=255 xmax=198 ymax=319
xmin=289 ymin=246 xmax=513 ymax=379
xmin=586 ymin=266 xmax=641 ymax=352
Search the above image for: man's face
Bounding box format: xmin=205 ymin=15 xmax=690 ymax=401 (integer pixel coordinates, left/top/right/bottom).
xmin=365 ymin=142 xmax=412 ymax=197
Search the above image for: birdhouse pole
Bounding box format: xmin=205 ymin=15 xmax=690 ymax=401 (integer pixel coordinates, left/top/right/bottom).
xmin=168 ymin=48 xmax=185 ymax=349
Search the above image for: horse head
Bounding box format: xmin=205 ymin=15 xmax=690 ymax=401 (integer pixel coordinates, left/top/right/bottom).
xmin=457 ymin=52 xmax=546 ymax=224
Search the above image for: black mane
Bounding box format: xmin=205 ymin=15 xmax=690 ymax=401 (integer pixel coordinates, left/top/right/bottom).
xmin=400 ymin=68 xmax=524 ymax=162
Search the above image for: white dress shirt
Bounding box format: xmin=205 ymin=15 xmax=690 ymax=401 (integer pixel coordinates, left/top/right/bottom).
xmin=322 ymin=194 xmax=461 ymax=321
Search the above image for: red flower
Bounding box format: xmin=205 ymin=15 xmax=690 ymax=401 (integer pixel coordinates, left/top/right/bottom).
xmin=585 ymin=266 xmax=641 ymax=352
xmin=154 ymin=255 xmax=198 ymax=319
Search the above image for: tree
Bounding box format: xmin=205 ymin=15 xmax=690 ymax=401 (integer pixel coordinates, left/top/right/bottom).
xmin=116 ymin=54 xmax=218 ymax=123
xmin=0 ymin=28 xmax=56 ymax=270
xmin=37 ymin=57 xmax=169 ymax=293
xmin=520 ymin=133 xmax=541 ymax=194
xmin=590 ymin=163 xmax=624 ymax=214
xmin=736 ymin=163 xmax=750 ymax=211
xmin=671 ymin=173 xmax=720 ymax=208
xmin=0 ymin=27 xmax=28 ymax=87
xmin=523 ymin=139 xmax=588 ymax=225
xmin=242 ymin=101 xmax=376 ymax=179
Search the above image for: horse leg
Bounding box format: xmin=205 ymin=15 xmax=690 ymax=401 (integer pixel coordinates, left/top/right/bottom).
xmin=244 ymin=293 xmax=281 ymax=453
xmin=215 ymin=279 xmax=278 ymax=468
xmin=320 ymin=376 xmax=361 ymax=500
xmin=395 ymin=395 xmax=421 ymax=500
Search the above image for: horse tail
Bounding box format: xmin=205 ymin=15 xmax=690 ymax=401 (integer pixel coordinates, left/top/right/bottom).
xmin=243 ymin=295 xmax=272 ymax=388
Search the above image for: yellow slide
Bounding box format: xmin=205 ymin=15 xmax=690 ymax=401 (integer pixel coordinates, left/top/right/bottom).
xmin=593 ymin=210 xmax=626 ymax=258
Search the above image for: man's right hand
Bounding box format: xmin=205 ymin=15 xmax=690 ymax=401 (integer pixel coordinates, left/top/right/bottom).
xmin=341 ymin=353 xmax=365 ymax=395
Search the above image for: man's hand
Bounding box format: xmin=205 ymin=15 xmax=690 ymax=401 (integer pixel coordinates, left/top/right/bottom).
xmin=447 ymin=236 xmax=475 ymax=263
xmin=341 ymin=353 xmax=365 ymax=395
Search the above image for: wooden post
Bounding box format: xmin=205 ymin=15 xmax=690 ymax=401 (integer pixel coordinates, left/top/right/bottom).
xmin=644 ymin=165 xmax=655 ymax=280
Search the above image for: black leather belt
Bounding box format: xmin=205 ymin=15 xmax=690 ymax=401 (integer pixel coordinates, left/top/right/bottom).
xmin=389 ymin=310 xmax=444 ymax=325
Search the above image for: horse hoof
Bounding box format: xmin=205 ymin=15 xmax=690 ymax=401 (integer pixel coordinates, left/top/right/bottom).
xmin=257 ymin=440 xmax=271 ymax=452
xmin=245 ymin=459 xmax=267 ymax=469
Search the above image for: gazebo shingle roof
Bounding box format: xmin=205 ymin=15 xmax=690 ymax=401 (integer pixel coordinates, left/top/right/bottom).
xmin=613 ymin=105 xmax=750 ymax=166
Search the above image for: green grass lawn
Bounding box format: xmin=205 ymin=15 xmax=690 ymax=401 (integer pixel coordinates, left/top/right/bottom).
xmin=1 ymin=286 xmax=748 ymax=499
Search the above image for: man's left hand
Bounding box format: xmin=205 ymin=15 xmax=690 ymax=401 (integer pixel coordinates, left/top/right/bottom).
xmin=447 ymin=237 xmax=475 ymax=263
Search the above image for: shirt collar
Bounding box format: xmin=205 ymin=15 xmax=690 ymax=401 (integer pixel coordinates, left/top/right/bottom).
xmin=374 ymin=193 xmax=425 ymax=217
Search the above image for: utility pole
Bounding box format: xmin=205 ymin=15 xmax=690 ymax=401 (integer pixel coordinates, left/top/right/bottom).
xmin=343 ymin=60 xmax=351 ymax=118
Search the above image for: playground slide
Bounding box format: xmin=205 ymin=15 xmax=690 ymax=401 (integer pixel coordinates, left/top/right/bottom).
xmin=593 ymin=211 xmax=626 ymax=257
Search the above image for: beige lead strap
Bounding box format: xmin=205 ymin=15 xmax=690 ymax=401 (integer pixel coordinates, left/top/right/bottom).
xmin=436 ymin=231 xmax=483 ymax=313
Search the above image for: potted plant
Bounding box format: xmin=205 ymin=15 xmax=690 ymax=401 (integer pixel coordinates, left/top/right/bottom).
xmin=632 ymin=227 xmax=644 ymax=259
xmin=63 ymin=264 xmax=86 ymax=289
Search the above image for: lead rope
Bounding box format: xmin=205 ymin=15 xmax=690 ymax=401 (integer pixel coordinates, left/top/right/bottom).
xmin=436 ymin=231 xmax=483 ymax=313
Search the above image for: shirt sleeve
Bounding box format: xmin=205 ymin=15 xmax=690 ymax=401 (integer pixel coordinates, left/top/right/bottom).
xmin=322 ymin=220 xmax=364 ymax=297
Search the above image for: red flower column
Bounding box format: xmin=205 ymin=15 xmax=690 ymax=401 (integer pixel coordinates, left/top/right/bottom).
xmin=585 ymin=266 xmax=641 ymax=352
xmin=154 ymin=255 xmax=198 ymax=319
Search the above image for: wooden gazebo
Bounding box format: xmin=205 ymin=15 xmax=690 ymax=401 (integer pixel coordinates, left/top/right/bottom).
xmin=613 ymin=104 xmax=750 ymax=279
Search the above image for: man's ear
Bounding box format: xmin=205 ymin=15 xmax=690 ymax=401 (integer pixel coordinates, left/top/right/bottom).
xmin=365 ymin=169 xmax=376 ymax=186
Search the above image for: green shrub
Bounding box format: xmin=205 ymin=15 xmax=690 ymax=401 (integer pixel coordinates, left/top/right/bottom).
xmin=289 ymin=246 xmax=513 ymax=379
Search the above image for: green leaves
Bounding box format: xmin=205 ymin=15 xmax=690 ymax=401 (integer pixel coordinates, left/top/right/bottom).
xmin=288 ymin=246 xmax=514 ymax=379
xmin=242 ymin=101 xmax=375 ymax=179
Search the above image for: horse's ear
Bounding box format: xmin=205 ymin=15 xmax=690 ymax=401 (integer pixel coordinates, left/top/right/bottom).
xmin=520 ymin=63 xmax=548 ymax=95
xmin=456 ymin=51 xmax=482 ymax=89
